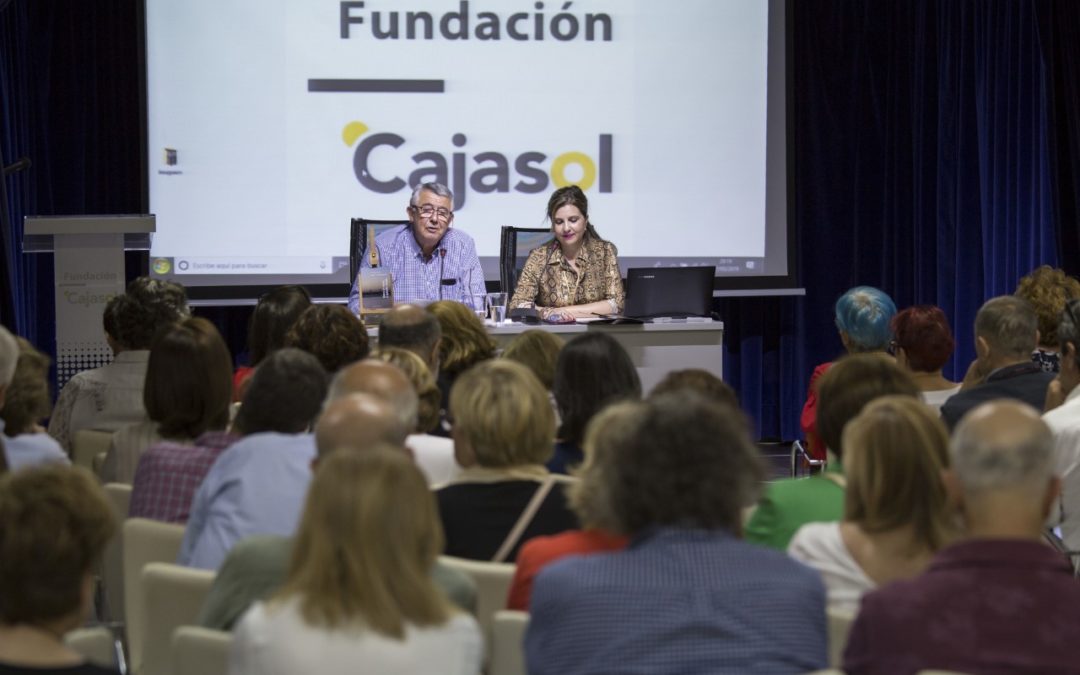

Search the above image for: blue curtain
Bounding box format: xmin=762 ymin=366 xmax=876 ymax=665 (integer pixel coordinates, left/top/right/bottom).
xmin=3 ymin=1 xmax=1080 ymax=439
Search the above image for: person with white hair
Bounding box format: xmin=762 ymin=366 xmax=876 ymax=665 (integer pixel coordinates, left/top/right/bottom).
xmin=843 ymin=400 xmax=1080 ymax=675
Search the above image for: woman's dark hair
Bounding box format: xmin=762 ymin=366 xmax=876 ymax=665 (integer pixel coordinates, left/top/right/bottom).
xmin=233 ymin=348 xmax=329 ymax=435
xmin=891 ymin=305 xmax=955 ymax=373
xmin=106 ymin=278 xmax=190 ymax=350
xmin=144 ymin=317 xmax=234 ymax=440
xmin=249 ymin=286 xmax=312 ymax=366
xmin=285 ymin=305 xmax=370 ymax=374
xmin=552 ymin=333 xmax=641 ymax=446
xmin=546 ymin=185 xmax=604 ymax=244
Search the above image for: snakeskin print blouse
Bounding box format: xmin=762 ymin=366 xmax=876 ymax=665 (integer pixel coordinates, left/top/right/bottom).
xmin=509 ymin=236 xmax=625 ymax=313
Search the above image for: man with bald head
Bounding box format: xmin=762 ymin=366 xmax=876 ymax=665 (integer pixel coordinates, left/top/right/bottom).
xmin=377 ymin=304 xmax=442 ymax=373
xmin=844 ymin=400 xmax=1080 ymax=675
xmin=315 ymin=393 xmax=411 ymax=459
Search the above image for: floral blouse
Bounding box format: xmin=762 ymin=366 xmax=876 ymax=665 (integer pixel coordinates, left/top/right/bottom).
xmin=509 ymin=236 xmax=625 ymax=313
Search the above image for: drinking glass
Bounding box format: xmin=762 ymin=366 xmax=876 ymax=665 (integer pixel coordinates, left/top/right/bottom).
xmin=470 ymin=294 xmax=487 ymax=321
xmin=486 ymin=292 xmax=508 ymax=324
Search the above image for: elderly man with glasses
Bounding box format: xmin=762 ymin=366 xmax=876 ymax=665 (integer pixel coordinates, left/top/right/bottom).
xmin=348 ymin=182 xmax=486 ymax=313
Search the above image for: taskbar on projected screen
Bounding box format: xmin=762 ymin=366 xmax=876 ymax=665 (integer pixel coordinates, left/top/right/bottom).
xmin=148 ymin=256 xmax=352 ymax=286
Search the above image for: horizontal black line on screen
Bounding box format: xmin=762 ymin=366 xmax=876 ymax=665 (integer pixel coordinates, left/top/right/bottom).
xmin=307 ymin=79 xmax=445 ymax=93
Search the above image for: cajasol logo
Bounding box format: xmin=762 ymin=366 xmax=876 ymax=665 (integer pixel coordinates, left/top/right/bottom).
xmin=342 ymin=120 xmax=612 ymax=210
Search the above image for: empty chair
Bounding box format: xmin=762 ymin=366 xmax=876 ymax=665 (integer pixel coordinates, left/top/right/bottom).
xmin=490 ymin=610 xmax=529 ymax=675
xmin=100 ymin=483 xmax=133 ymax=624
xmin=64 ymin=626 xmax=118 ymax=668
xmin=826 ymin=607 xmax=856 ymax=668
xmin=438 ymin=555 xmax=515 ymax=654
xmin=140 ymin=562 xmax=216 ymax=675
xmin=72 ymin=429 xmax=114 ymax=473
xmin=172 ymin=626 xmax=232 ymax=675
xmin=122 ymin=518 xmax=186 ymax=675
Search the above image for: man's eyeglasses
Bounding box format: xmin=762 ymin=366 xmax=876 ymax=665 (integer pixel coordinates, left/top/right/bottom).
xmin=412 ymin=204 xmax=453 ymax=220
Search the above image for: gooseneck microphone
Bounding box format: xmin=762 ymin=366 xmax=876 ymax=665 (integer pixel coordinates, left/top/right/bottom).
xmin=438 ymin=247 xmax=447 ymax=300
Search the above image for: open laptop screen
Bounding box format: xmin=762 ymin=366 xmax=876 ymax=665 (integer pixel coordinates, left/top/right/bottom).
xmin=623 ymin=267 xmax=715 ymax=319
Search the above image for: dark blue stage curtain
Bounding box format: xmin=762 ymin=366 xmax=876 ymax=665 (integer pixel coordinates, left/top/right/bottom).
xmin=3 ymin=1 xmax=1080 ymax=441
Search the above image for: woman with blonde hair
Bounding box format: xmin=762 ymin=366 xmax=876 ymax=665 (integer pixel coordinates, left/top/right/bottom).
xmin=788 ymin=396 xmax=953 ymax=614
xmin=231 ymin=449 xmax=482 ymax=674
xmin=426 ymin=300 xmax=496 ymax=399
xmin=1015 ymin=265 xmax=1080 ymax=372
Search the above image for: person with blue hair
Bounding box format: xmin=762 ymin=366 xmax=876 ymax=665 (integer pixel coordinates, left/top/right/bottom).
xmin=801 ymin=286 xmax=897 ymax=461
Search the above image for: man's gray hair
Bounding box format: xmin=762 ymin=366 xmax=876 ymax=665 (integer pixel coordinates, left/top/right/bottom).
xmin=0 ymin=326 xmax=17 ymax=387
xmin=409 ymin=182 xmax=453 ymax=206
xmin=325 ymin=363 xmax=420 ymax=434
xmin=951 ymin=400 xmax=1054 ymax=493
xmin=974 ymin=295 xmax=1038 ymax=357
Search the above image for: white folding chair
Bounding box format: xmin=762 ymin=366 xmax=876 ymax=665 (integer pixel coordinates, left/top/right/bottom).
xmin=489 ymin=610 xmax=529 ymax=675
xmin=172 ymin=626 xmax=232 ymax=675
xmin=438 ymin=556 xmax=515 ymax=658
xmin=100 ymin=483 xmax=133 ymax=624
xmin=65 ymin=626 xmax=118 ymax=668
xmin=122 ymin=518 xmax=186 ymax=675
xmin=140 ymin=563 xmax=215 ymax=675
xmin=826 ymin=606 xmax=856 ymax=667
xmin=72 ymin=429 xmax=114 ymax=474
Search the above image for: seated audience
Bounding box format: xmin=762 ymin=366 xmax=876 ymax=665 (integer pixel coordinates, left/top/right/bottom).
xmin=801 ymin=286 xmax=896 ymax=460
xmin=127 ymin=319 xmax=238 ymax=521
xmin=890 ymin=305 xmax=959 ymax=413
xmin=438 ymin=360 xmax=577 ymax=562
xmin=843 ymin=401 xmax=1080 ymax=674
xmin=1 ymin=334 xmax=68 ymax=470
xmin=1041 ymin=297 xmax=1080 ymax=552
xmin=507 ymin=402 xmax=634 ymax=611
xmin=103 ymin=317 xmax=232 ymax=483
xmin=285 ymin=304 xmax=369 ymax=374
xmin=648 ymin=368 xmax=739 ymax=406
xmin=788 ymin=396 xmax=953 ymax=614
xmin=0 ymin=465 xmax=118 ymax=674
xmin=372 ymin=348 xmax=460 ymax=486
xmin=49 ymin=278 xmax=189 ymax=452
xmin=1014 ymin=264 xmax=1080 ymax=372
xmin=234 ymin=285 xmax=312 ymax=400
xmin=745 ymin=354 xmax=920 ymax=549
xmin=940 ymin=295 xmax=1054 ymax=429
xmin=378 ymin=304 xmax=442 ymax=374
xmin=230 ymin=449 xmax=482 ymax=675
xmin=501 ymin=329 xmax=563 ymax=392
xmin=550 ymin=333 xmax=641 ymax=474
xmin=198 ymin=380 xmax=475 ymax=631
xmin=427 ymin=300 xmax=496 ymax=403
xmin=178 ymin=348 xmax=328 ymax=570
xmin=525 ymin=391 xmax=827 ymax=674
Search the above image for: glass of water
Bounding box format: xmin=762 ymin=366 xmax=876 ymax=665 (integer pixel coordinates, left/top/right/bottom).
xmin=470 ymin=294 xmax=487 ymax=321
xmin=486 ymin=292 xmax=508 ymax=324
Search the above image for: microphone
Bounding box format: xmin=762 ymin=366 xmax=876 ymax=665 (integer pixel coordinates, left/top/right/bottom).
xmin=438 ymin=248 xmax=447 ymax=300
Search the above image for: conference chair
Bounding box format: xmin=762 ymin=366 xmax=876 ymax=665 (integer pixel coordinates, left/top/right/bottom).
xmin=348 ymin=218 xmax=409 ymax=282
xmin=65 ymin=626 xmax=119 ymax=669
xmin=72 ymin=429 xmax=113 ymax=473
xmin=438 ymin=555 xmax=516 ymax=658
xmin=826 ymin=606 xmax=856 ymax=667
xmin=790 ymin=439 xmax=826 ymax=478
xmin=122 ymin=518 xmax=186 ymax=675
xmin=489 ymin=610 xmax=529 ymax=675
xmin=171 ymin=626 xmax=232 ymax=675
xmin=140 ymin=563 xmax=216 ymax=675
xmin=498 ymin=226 xmax=552 ymax=297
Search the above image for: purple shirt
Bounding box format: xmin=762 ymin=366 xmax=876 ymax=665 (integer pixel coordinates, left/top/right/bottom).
xmin=843 ymin=538 xmax=1080 ymax=675
xmin=348 ymin=225 xmax=486 ymax=313
xmin=129 ymin=431 xmax=239 ymax=523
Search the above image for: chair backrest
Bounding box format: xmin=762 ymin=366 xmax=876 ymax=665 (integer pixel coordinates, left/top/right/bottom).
xmin=141 ymin=563 xmax=216 ymax=675
xmin=123 ymin=518 xmax=186 ymax=674
xmin=499 ymin=226 xmax=552 ymax=297
xmin=64 ymin=626 xmax=118 ymax=668
xmin=100 ymin=483 xmax=133 ymax=624
xmin=489 ymin=610 xmax=529 ymax=675
xmin=172 ymin=626 xmax=232 ymax=675
xmin=438 ymin=555 xmax=516 ymax=659
xmin=826 ymin=606 xmax=856 ymax=668
xmin=72 ymin=429 xmax=113 ymax=473
xmin=348 ymin=218 xmax=410 ymax=282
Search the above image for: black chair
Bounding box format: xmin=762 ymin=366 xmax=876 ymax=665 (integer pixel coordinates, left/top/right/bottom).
xmin=349 ymin=218 xmax=409 ymax=282
xmin=498 ymin=226 xmax=552 ymax=297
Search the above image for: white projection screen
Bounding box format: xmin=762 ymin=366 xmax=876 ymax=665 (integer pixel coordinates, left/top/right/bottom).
xmin=142 ymin=0 xmax=794 ymax=298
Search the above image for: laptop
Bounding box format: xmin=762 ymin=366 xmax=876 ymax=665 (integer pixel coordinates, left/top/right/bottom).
xmin=612 ymin=266 xmax=715 ymax=321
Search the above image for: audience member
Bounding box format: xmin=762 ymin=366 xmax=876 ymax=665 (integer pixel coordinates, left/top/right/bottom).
xmin=285 ymin=304 xmax=369 ymax=374
xmin=234 ymin=285 xmax=312 ymax=400
xmin=746 ymin=354 xmax=920 ymax=549
xmin=438 ymin=360 xmax=577 ymax=562
xmin=1015 ymin=264 xmax=1080 ymax=372
xmin=102 ymin=317 xmax=232 ymax=483
xmin=801 ymin=286 xmax=897 ymax=460
xmin=178 ymin=349 xmax=328 ymax=570
xmin=940 ymin=295 xmax=1054 ymax=429
xmin=426 ymin=300 xmax=496 ymax=403
xmin=377 ymin=304 xmax=442 ymax=373
xmin=0 ymin=465 xmax=118 ymax=674
xmin=525 ymin=391 xmax=827 ymax=674
xmin=372 ymin=348 xmax=461 ymax=486
xmin=501 ymin=329 xmax=563 ymax=391
xmin=507 ymin=402 xmax=635 ymax=611
xmin=1041 ymin=297 xmax=1080 ymax=552
xmin=550 ymin=333 xmax=641 ymax=474
xmin=199 ymin=397 xmax=475 ymax=631
xmin=230 ymin=449 xmax=482 ymax=675
xmin=890 ymin=305 xmax=959 ymax=414
xmin=649 ymin=368 xmax=739 ymax=407
xmin=843 ymin=401 xmax=1080 ymax=674
xmin=49 ymin=278 xmax=189 ymax=452
xmin=788 ymin=396 xmax=953 ymax=614
xmin=1 ymin=336 xmax=68 ymax=471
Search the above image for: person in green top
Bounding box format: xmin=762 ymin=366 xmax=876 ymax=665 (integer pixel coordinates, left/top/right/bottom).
xmin=745 ymin=354 xmax=921 ymax=549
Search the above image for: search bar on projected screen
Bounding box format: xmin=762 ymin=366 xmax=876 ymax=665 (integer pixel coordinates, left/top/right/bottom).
xmin=171 ymin=257 xmax=337 ymax=275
